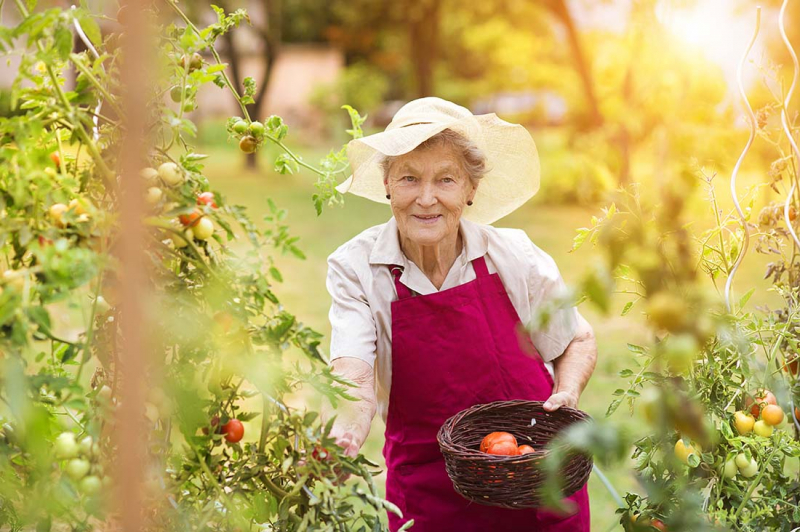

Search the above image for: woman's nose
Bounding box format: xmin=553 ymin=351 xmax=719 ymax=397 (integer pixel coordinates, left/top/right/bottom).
xmin=416 ymin=181 xmax=437 ymax=207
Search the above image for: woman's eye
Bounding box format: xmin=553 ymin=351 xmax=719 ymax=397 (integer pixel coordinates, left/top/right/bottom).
xmin=442 ymin=177 xmax=454 ymax=183
xmin=403 ymin=176 xmax=416 ymax=182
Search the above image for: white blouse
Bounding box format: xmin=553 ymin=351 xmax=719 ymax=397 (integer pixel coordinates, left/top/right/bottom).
xmin=325 ymin=216 xmax=580 ymax=424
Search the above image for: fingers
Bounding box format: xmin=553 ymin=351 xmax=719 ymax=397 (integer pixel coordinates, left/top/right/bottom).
xmin=543 ymin=392 xmax=578 ymax=412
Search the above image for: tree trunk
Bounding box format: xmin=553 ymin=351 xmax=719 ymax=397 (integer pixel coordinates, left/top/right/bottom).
xmin=545 ymin=0 xmax=602 ymax=129
xmin=408 ymin=0 xmax=441 ymax=98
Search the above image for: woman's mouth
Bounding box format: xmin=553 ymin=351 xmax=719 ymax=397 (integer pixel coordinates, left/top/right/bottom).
xmin=413 ymin=214 xmax=442 ymax=225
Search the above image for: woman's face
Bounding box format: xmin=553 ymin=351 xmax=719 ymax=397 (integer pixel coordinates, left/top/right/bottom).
xmin=384 ymin=143 xmax=478 ymax=248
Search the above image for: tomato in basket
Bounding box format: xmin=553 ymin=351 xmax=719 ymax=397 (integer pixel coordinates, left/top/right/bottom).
xmin=480 ymin=431 xmax=517 ymax=453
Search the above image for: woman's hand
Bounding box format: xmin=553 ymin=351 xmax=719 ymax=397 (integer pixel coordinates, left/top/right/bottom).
xmin=543 ymin=390 xmax=579 ymax=412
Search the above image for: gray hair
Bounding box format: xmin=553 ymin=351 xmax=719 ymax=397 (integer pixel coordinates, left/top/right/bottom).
xmin=379 ymin=129 xmax=487 ymax=185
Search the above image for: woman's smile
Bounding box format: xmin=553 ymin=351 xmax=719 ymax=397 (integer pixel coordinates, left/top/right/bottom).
xmin=413 ymin=214 xmax=442 ymax=224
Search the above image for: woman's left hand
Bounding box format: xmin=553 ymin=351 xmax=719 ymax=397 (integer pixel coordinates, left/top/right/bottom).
xmin=543 ymin=390 xmax=578 ymax=412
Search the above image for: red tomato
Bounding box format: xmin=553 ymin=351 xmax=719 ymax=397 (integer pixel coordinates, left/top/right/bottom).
xmin=480 ymin=432 xmax=517 ymax=453
xmin=222 ymin=419 xmax=244 ymax=443
xmin=518 ymin=444 xmax=536 ymax=455
xmin=50 ymin=152 xmax=60 ymax=168
xmin=486 ymin=441 xmax=519 ymax=456
xmin=651 ymin=519 xmax=667 ymax=531
xmin=179 ymin=209 xmax=202 ymax=227
xmin=197 ymin=192 xmax=218 ymax=209
xmin=745 ymin=390 xmax=777 ymax=418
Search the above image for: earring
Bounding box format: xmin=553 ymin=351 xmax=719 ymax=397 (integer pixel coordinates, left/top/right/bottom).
xmin=467 ymin=200 xmax=473 ymax=206
xmin=386 ymin=194 xmax=391 ymax=199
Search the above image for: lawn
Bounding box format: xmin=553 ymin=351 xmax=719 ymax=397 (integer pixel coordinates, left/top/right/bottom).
xmin=197 ymin=121 xmax=781 ymax=531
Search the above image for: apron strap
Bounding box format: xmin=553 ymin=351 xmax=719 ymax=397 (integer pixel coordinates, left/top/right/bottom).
xmin=390 ymin=265 xmax=414 ymax=300
xmin=472 ymin=255 xmax=489 ymax=277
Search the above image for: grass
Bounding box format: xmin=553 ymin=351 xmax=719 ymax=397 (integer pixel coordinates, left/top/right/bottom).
xmin=192 ymin=121 xmax=783 ymax=530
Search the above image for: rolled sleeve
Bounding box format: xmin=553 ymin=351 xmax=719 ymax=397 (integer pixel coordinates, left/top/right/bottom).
xmin=325 ymin=248 xmax=378 ymax=369
xmin=519 ymin=234 xmax=578 ymax=362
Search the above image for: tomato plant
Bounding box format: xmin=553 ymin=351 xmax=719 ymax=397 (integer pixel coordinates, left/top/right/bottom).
xmin=0 ymin=2 xmax=405 ymax=531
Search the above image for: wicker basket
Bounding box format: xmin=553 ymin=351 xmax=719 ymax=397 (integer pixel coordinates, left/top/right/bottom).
xmin=436 ymin=399 xmax=593 ymax=509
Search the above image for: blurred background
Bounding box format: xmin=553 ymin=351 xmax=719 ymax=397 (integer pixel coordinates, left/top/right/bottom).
xmin=3 ymin=0 xmax=799 ymax=529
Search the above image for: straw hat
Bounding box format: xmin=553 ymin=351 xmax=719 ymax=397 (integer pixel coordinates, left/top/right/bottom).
xmin=335 ymin=97 xmax=540 ymax=225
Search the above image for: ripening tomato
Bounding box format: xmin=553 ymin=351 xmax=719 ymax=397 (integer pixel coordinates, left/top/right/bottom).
xmin=745 ymin=390 xmax=777 ymax=418
xmin=486 ymin=441 xmax=519 ymax=456
xmin=761 ymin=404 xmax=785 ymax=426
xmin=518 ymin=445 xmax=535 ymax=455
xmin=179 ymin=210 xmax=202 ymax=227
xmin=239 ymin=136 xmax=258 ymax=154
xmin=480 ymin=432 xmax=517 ymax=453
xmin=50 ymin=152 xmax=61 ymax=168
xmin=222 ymin=419 xmax=244 ymax=443
xmin=651 ymin=519 xmax=667 ymax=531
xmin=197 ymin=192 xmax=218 ymax=208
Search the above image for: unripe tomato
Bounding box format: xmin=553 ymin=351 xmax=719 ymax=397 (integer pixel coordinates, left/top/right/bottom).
xmin=753 ymin=420 xmax=774 ymax=438
xmin=183 ymin=100 xmax=194 ymax=113
xmin=480 ymin=432 xmax=517 ymax=453
xmin=178 ymin=209 xmax=202 ymax=227
xmin=170 ymin=85 xmax=188 ymax=103
xmin=146 ymin=187 xmax=163 ymax=205
xmin=761 ymin=404 xmax=784 ymax=426
xmin=196 ymin=192 xmax=218 ymax=208
xmin=232 ymin=120 xmax=248 ymax=134
xmin=79 ymin=475 xmax=102 ymax=495
xmin=722 ymin=458 xmax=737 ymax=479
xmin=248 ymin=121 xmax=265 ymax=136
xmin=673 ymin=439 xmax=697 ymax=465
xmin=180 ymin=53 xmax=203 ymax=72
xmin=733 ymin=411 xmax=755 ymax=435
xmin=171 ymin=228 xmax=193 ymax=248
xmin=663 ymin=333 xmax=698 ymax=374
xmin=55 ymin=432 xmax=79 ymax=459
xmin=96 ymin=385 xmax=112 ymax=404
xmin=737 ymin=454 xmax=758 ymax=478
xmin=645 ymin=292 xmax=686 ymax=332
xmin=222 ymin=419 xmax=244 ymax=443
xmin=49 ymin=203 xmax=68 ymax=228
xmin=66 ymin=458 xmax=91 ymax=480
xmin=78 ymin=436 xmax=94 ymax=456
xmin=745 ymin=390 xmax=777 ymax=418
xmin=486 ymin=440 xmax=519 ymax=456
xmin=68 ymin=198 xmax=88 ymax=215
xmin=158 ymin=162 xmax=183 ymax=186
xmin=239 ymin=136 xmax=258 ymax=154
xmin=518 ymin=444 xmax=535 ymax=455
xmin=192 ymin=217 xmax=214 ymax=240
xmin=140 ymin=167 xmax=159 ymax=183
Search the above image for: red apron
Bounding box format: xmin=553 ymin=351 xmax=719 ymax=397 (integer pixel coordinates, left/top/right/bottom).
xmin=383 ymin=255 xmax=590 ymax=531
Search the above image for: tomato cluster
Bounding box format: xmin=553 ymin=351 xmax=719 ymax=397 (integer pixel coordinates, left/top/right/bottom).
xmin=54 ymin=432 xmax=106 ymax=495
xmin=479 ymin=431 xmax=535 ymax=456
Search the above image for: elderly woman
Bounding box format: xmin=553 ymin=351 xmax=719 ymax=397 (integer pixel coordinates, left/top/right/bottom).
xmin=321 ymin=97 xmax=596 ymax=531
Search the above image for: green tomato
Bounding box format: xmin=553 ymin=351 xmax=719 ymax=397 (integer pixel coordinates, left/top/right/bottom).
xmin=158 ymin=162 xmax=183 ymax=187
xmin=248 ymin=121 xmax=265 ymax=136
xmin=191 ymin=217 xmax=214 ymax=240
xmin=722 ymin=458 xmax=737 ymax=479
xmin=753 ymin=420 xmax=774 ymax=438
xmin=740 ymin=460 xmax=759 ymax=478
xmin=79 ymin=475 xmax=102 ymax=495
xmin=78 ymin=436 xmax=94 ymax=456
xmin=232 ymin=120 xmax=248 ymax=134
xmin=734 ymin=453 xmax=750 ymax=469
xmin=169 ymin=85 xmax=183 ymax=103
xmin=66 ymin=458 xmax=91 ymax=480
xmin=55 ymin=432 xmax=79 ymax=460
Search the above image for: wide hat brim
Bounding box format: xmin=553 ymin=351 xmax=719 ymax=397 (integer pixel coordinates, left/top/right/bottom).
xmin=336 ymin=112 xmax=540 ymax=225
